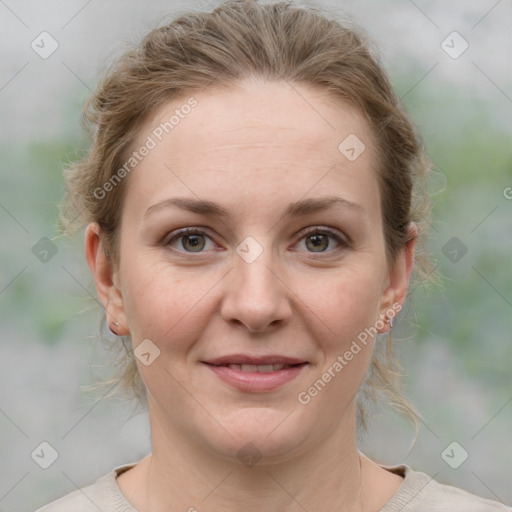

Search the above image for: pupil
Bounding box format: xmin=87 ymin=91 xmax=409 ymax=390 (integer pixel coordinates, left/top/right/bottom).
xmin=308 ymin=234 xmax=327 ymax=252
xmin=184 ymin=235 xmax=204 ymax=252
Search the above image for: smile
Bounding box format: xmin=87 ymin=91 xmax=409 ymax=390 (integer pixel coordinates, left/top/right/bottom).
xmin=203 ymin=361 xmax=308 ymax=392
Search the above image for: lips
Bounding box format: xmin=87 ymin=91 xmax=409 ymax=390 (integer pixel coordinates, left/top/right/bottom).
xmin=202 ymin=354 xmax=309 ymax=392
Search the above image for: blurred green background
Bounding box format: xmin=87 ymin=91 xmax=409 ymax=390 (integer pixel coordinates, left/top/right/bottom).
xmin=0 ymin=1 xmax=510 ymax=511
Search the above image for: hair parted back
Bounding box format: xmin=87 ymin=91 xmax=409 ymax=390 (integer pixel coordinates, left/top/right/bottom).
xmin=60 ymin=0 xmax=433 ymax=432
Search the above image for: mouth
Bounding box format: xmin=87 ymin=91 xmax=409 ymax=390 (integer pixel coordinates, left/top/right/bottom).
xmin=202 ymin=356 xmax=309 ymax=392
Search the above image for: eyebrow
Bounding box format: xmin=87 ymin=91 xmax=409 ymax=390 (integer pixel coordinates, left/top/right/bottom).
xmin=144 ymin=195 xmax=365 ymax=220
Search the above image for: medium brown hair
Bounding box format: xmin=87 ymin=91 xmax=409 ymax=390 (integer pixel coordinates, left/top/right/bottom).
xmin=60 ymin=0 xmax=433 ymax=431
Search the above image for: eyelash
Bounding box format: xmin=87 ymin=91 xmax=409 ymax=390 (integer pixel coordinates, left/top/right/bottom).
xmin=163 ymin=226 xmax=350 ymax=256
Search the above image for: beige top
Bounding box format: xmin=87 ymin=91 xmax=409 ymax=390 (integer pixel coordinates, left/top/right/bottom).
xmin=35 ymin=462 xmax=511 ymax=511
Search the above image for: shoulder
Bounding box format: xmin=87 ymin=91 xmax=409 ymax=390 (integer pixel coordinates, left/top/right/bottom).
xmin=381 ymin=465 xmax=512 ymax=512
xmin=33 ymin=463 xmax=138 ymax=512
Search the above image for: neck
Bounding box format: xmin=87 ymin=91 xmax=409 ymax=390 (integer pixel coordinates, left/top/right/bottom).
xmin=124 ymin=402 xmax=373 ymax=512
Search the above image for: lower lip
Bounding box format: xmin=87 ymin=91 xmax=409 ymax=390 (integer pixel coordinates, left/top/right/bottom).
xmin=204 ymin=363 xmax=308 ymax=392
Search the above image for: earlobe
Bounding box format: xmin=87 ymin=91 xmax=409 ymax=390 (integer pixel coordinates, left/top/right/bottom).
xmin=84 ymin=223 xmax=129 ymax=336
xmin=377 ymin=222 xmax=417 ymax=333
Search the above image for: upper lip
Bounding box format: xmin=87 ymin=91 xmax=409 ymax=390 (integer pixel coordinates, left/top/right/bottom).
xmin=203 ymin=354 xmax=308 ymax=366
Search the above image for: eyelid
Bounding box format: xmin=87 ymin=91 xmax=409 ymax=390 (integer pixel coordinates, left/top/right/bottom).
xmin=162 ymin=226 xmax=209 ymax=242
xmin=292 ymin=226 xmax=351 ymax=255
xmin=297 ymin=226 xmax=351 ymax=246
xmin=162 ymin=226 xmax=217 ymax=249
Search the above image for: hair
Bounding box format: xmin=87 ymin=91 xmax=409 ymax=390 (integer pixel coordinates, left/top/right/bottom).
xmin=59 ymin=0 xmax=434 ymax=433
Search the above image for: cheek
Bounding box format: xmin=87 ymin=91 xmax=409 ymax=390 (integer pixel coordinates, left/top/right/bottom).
xmin=121 ymin=252 xmax=219 ymax=349
xmin=302 ymin=264 xmax=383 ymax=400
xmin=308 ymin=265 xmax=383 ymax=344
xmin=301 ymin=275 xmax=380 ymax=406
xmin=120 ymin=258 xmax=219 ymax=409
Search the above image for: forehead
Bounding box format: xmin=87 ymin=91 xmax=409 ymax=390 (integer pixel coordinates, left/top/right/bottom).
xmin=125 ymin=79 xmax=380 ymax=220
xmin=147 ymin=79 xmax=372 ymax=156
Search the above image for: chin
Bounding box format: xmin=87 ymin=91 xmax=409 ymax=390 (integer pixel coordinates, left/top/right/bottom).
xmin=201 ymin=405 xmax=316 ymax=465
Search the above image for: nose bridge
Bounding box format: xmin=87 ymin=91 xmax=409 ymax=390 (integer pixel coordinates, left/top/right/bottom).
xmin=221 ymin=234 xmax=291 ymax=331
xmin=236 ymin=241 xmax=276 ymax=293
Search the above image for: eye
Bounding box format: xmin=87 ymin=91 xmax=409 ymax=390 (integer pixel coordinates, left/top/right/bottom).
xmin=163 ymin=226 xmax=350 ymax=255
xmin=295 ymin=227 xmax=349 ymax=254
xmin=164 ymin=228 xmax=216 ymax=253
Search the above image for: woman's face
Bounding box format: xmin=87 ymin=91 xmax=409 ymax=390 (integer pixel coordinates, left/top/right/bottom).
xmin=87 ymin=79 xmax=414 ymax=462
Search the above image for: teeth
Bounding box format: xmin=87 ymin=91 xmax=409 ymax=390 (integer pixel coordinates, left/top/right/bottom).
xmin=258 ymin=364 xmax=275 ymax=373
xmin=241 ymin=364 xmax=258 ymax=372
xmin=225 ymin=363 xmax=292 ymax=372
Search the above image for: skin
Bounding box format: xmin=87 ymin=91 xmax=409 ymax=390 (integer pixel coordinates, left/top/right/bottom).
xmin=85 ymin=77 xmax=416 ymax=512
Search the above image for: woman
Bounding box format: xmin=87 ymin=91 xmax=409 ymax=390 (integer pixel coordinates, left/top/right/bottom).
xmin=37 ymin=1 xmax=510 ymax=510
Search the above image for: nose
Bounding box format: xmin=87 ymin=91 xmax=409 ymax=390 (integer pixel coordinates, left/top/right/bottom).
xmin=220 ymin=240 xmax=292 ymax=334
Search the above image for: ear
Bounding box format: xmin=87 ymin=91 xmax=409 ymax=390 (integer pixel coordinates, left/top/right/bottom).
xmin=377 ymin=222 xmax=417 ymax=333
xmin=84 ymin=222 xmax=129 ymax=336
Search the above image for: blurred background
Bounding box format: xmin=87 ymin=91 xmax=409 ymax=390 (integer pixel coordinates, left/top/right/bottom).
xmin=0 ymin=0 xmax=510 ymax=510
